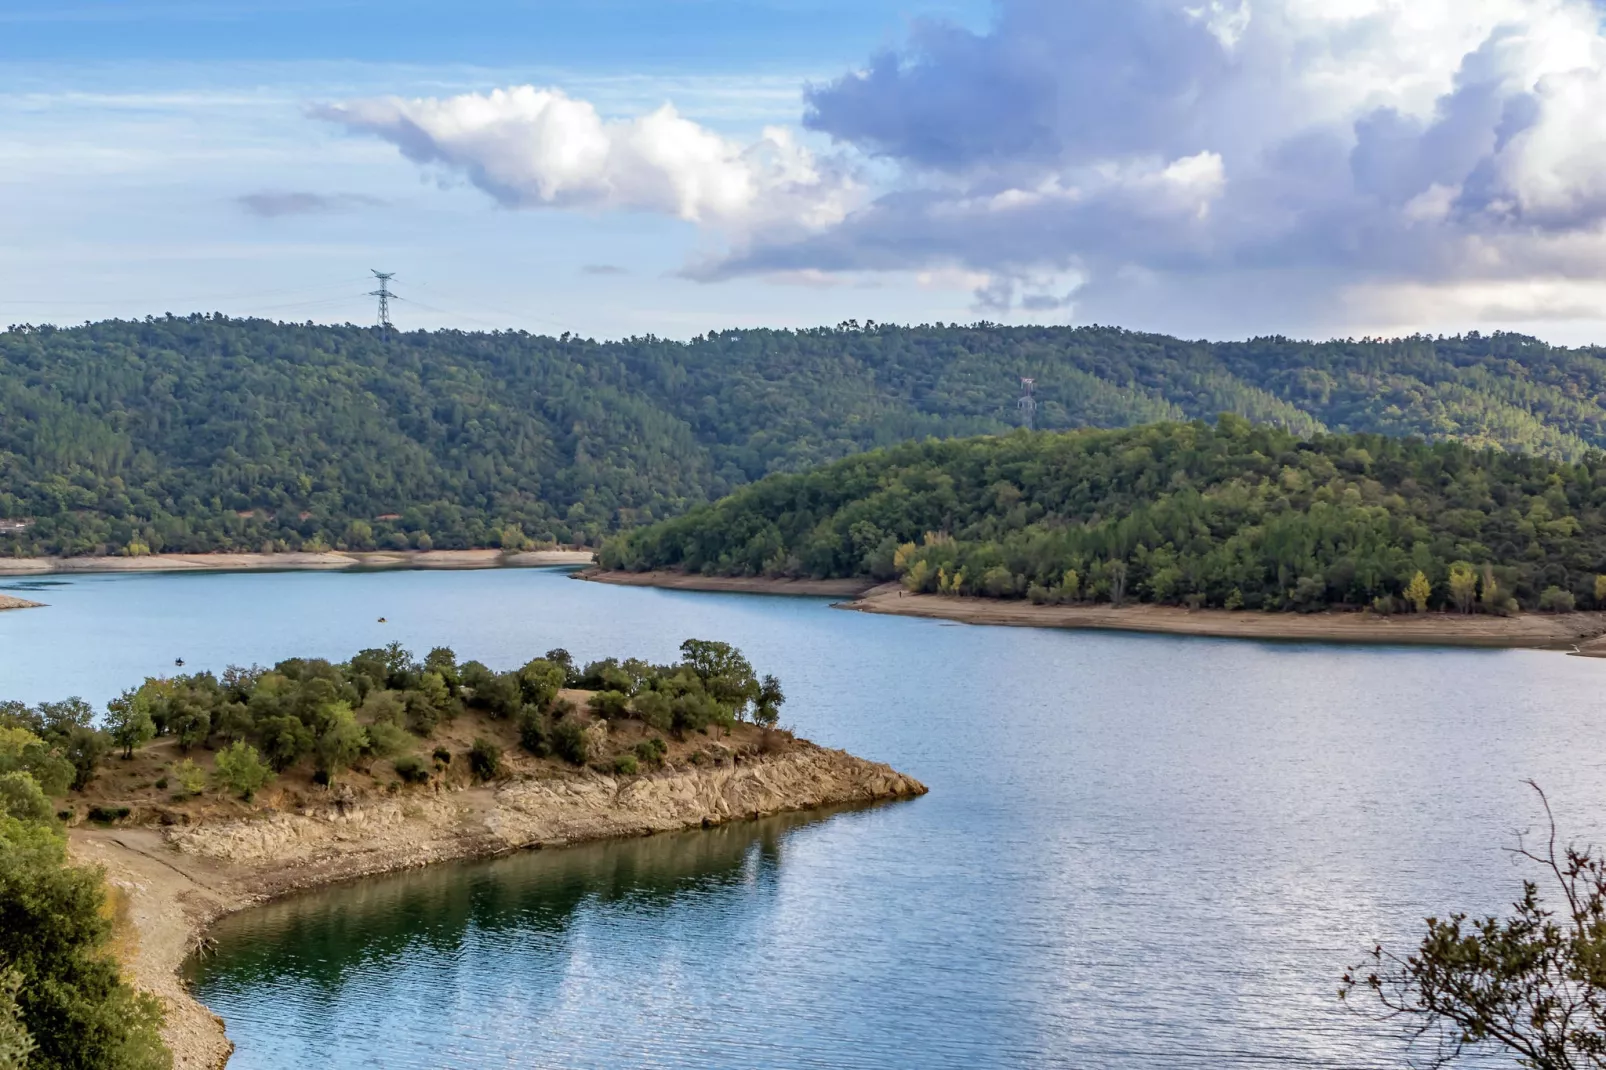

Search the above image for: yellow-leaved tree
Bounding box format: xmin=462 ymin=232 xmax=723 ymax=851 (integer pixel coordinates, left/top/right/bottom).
xmin=1405 ymin=571 xmax=1432 ymax=613
xmin=892 ymin=542 xmax=918 ymax=574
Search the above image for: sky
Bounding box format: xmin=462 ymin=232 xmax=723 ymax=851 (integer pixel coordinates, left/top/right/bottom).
xmin=5 ymin=0 xmax=1606 ymax=344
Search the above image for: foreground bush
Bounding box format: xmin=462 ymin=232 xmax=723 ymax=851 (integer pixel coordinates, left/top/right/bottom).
xmin=0 ymin=739 xmax=171 ymax=1069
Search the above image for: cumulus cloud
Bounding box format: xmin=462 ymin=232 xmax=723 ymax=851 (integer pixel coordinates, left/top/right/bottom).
xmin=312 ymin=86 xmax=858 ymax=237
xmin=703 ymin=0 xmax=1606 ymax=328
xmin=237 ymin=191 xmax=383 ymax=217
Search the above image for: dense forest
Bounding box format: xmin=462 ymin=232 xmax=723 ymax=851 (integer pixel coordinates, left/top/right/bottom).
xmin=6 ymin=316 xmax=1606 ymax=555
xmin=1 ymin=639 xmax=783 ymax=804
xmin=600 ymin=418 xmax=1606 ymax=613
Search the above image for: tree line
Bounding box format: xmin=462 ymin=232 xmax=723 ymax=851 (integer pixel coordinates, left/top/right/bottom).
xmin=6 ymin=317 xmax=1606 ymax=556
xmin=4 ymin=639 xmax=784 ymax=803
xmin=602 ymin=417 xmax=1606 ymax=613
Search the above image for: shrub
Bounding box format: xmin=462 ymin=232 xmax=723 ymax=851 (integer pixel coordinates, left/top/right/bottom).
xmin=154 ymin=777 xmax=168 ymax=790
xmin=587 ymin=690 xmax=630 ymax=720
xmin=61 ymin=726 xmax=110 ymax=792
xmin=171 ymin=758 xmax=206 ymax=798
xmin=551 ymin=719 xmax=589 ymax=765
xmin=467 ymin=738 xmax=503 ymax=781
xmin=256 ymin=714 xmax=314 ymax=772
xmin=365 ymin=721 xmax=411 ymax=759
xmin=393 ymin=754 xmax=431 ymax=784
xmin=472 ymin=673 xmax=522 ymax=720
xmin=634 ymin=738 xmax=667 ymax=767
xmin=313 ymin=703 xmax=368 ymax=776
xmin=1539 ymin=586 xmax=1577 ymax=613
xmin=516 ymin=706 xmax=549 ymax=756
xmin=86 ymin=806 xmax=131 ymax=824
xmin=213 ymin=741 xmax=272 ymax=801
xmin=432 ymin=746 xmax=452 ymax=766
xmin=611 ymin=754 xmax=638 ymax=776
xmin=0 ymin=725 xmax=75 ymax=797
xmin=632 ymin=691 xmax=672 ymax=731
xmin=517 ymin=658 xmax=567 ymax=709
xmin=672 ymin=693 xmax=730 ymax=735
xmin=0 ymin=773 xmax=53 ymax=824
xmin=979 ymin=565 xmax=1016 ymax=598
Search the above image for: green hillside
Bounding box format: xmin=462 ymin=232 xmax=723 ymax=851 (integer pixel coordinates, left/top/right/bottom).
xmin=600 ymin=418 xmax=1606 ymax=613
xmin=4 ymin=316 xmax=1606 ymax=556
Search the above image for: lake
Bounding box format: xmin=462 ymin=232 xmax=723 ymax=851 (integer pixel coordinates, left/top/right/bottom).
xmin=3 ymin=566 xmax=1602 ymax=1068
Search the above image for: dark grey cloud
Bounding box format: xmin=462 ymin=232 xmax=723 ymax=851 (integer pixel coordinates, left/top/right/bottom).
xmin=803 ymin=0 xmax=1226 ymax=173
xmin=237 ymin=191 xmax=384 ymax=218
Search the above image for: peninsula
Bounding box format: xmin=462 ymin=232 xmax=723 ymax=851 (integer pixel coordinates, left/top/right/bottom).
xmin=0 ymin=593 xmax=42 ymax=610
xmin=7 ymin=640 xmax=923 ymax=1069
xmin=598 ymin=420 xmax=1606 ymax=645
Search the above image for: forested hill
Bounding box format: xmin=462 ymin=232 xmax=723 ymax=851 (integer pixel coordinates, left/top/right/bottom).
xmin=5 ymin=316 xmax=1606 ymax=556
xmin=600 ymin=418 xmax=1606 ymax=613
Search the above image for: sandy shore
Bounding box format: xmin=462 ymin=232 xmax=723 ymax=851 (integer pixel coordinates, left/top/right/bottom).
xmin=842 ymin=583 xmax=1606 ymax=651
xmin=579 ymin=568 xmax=874 ymax=597
xmin=70 ymin=745 xmax=925 ymax=1069
xmin=0 ymin=549 xmax=594 ymax=576
xmin=0 ymin=593 xmax=42 ymax=610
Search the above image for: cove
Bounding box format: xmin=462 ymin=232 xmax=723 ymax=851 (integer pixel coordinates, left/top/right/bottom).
xmin=6 ymin=566 xmax=1606 ymax=1067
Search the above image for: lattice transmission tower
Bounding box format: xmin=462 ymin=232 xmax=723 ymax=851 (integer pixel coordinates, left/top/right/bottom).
xmin=1018 ymin=377 xmax=1037 ymax=430
xmin=368 ymin=270 xmax=398 ymax=328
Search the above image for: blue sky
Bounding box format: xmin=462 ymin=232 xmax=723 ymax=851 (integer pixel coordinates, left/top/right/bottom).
xmin=6 ymin=0 xmax=1606 ymax=343
xmin=0 ymin=1 xmax=986 ymax=67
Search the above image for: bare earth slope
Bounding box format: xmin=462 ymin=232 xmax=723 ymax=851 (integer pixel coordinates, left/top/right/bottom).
xmin=71 ymin=744 xmax=925 ymax=1070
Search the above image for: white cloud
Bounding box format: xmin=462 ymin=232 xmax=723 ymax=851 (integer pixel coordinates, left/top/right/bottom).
xmin=312 ymin=85 xmax=859 ymax=237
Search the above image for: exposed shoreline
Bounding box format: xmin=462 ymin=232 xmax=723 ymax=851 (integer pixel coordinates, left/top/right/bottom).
xmin=842 ymin=582 xmax=1606 ymax=652
xmin=0 ymin=593 xmax=42 ymax=610
xmin=0 ymin=548 xmax=595 ymax=576
xmin=578 ymin=568 xmax=875 ymax=597
xmin=70 ymin=745 xmax=926 ymax=1070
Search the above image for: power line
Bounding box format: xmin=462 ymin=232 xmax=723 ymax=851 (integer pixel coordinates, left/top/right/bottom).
xmin=368 ymin=270 xmax=397 ymax=329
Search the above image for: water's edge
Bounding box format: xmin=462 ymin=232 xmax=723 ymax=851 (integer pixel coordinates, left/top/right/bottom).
xmin=72 ymin=746 xmax=927 ymax=1070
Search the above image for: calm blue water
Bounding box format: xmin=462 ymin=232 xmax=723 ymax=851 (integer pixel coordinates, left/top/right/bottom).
xmin=4 ymin=566 xmax=1603 ymax=1068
